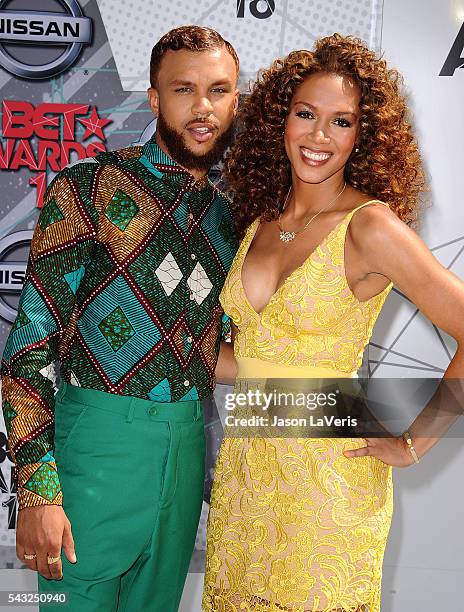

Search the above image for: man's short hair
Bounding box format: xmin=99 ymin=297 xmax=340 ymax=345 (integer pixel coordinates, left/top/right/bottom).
xmin=150 ymin=25 xmax=240 ymax=87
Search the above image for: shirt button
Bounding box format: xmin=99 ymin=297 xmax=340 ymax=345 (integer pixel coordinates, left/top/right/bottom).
xmin=184 ymin=379 xmax=190 ymax=386
xmin=189 ymin=294 xmax=195 ymax=301
xmin=190 ymin=253 xmax=196 ymax=260
xmin=187 ymin=336 xmax=193 ymax=343
xmin=149 ymin=407 xmax=157 ymax=416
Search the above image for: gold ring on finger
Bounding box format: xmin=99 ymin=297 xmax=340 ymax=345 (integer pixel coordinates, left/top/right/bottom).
xmin=24 ymin=553 xmax=36 ymax=560
xmin=47 ymin=555 xmax=60 ymax=564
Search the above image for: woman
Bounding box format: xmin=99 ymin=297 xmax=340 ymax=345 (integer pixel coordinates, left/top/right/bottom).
xmin=203 ymin=34 xmax=464 ymax=611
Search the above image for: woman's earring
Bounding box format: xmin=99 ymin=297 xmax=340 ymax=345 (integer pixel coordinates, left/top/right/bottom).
xmin=355 ymin=146 xmax=360 ymax=153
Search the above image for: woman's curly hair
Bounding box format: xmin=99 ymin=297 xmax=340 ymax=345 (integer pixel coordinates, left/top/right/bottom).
xmin=226 ymin=33 xmax=427 ymax=237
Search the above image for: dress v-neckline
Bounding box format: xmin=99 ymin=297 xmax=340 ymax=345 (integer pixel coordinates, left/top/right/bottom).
xmin=238 ymin=199 xmax=386 ymax=317
xmin=239 ymin=213 xmax=349 ymax=317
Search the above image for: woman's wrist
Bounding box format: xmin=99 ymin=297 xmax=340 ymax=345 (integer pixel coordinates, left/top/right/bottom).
xmin=401 ymin=430 xmax=420 ymax=464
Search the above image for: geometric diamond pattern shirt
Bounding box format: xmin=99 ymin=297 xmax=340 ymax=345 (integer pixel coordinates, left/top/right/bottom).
xmin=1 ymin=138 xmax=238 ymax=509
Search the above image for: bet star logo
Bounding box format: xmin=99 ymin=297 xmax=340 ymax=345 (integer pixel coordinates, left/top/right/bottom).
xmin=77 ymin=107 xmax=112 ymax=141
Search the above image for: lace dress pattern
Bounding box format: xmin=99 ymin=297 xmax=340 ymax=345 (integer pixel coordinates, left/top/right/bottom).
xmin=203 ymin=203 xmax=394 ymax=612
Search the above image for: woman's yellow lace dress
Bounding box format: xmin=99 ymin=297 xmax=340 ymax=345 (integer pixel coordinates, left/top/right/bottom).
xmin=203 ymin=202 xmax=394 ymax=612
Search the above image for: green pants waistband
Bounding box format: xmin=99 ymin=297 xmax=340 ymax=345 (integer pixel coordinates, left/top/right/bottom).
xmin=56 ymin=382 xmax=203 ymax=423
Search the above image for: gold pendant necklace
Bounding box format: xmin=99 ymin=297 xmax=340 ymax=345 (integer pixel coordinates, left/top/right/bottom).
xmin=278 ymin=182 xmax=347 ymax=243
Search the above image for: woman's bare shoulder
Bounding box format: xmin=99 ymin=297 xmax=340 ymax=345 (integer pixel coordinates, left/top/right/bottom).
xmin=347 ymin=198 xmax=413 ymax=254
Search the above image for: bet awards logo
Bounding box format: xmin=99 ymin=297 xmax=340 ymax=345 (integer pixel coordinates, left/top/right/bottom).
xmin=236 ymin=0 xmax=275 ymax=19
xmin=0 ymin=0 xmax=92 ymax=79
xmin=440 ymin=22 xmax=464 ymax=76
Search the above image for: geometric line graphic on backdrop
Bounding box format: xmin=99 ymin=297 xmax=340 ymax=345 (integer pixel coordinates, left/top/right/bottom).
xmin=368 ymin=235 xmax=464 ymax=377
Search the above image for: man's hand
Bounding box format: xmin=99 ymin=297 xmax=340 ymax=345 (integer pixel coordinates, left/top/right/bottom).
xmin=16 ymin=506 xmax=77 ymax=580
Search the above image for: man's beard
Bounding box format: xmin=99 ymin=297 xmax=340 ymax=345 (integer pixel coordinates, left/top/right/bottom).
xmin=156 ymin=111 xmax=235 ymax=173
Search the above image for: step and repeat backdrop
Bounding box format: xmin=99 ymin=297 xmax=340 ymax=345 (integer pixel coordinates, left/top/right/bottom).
xmin=0 ymin=0 xmax=463 ymax=610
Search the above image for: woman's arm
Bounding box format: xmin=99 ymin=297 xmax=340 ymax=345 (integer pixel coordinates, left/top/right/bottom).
xmin=344 ymin=206 xmax=464 ymax=466
xmin=215 ymin=322 xmax=238 ymax=384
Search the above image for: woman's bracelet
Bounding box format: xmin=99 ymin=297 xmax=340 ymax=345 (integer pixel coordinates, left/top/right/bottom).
xmin=402 ymin=430 xmax=420 ymax=464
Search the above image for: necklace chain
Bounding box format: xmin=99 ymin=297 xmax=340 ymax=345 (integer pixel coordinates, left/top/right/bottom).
xmin=278 ymin=182 xmax=347 ymax=243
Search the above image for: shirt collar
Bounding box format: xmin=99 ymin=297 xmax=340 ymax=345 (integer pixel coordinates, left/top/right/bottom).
xmin=141 ymin=135 xmax=212 ymax=193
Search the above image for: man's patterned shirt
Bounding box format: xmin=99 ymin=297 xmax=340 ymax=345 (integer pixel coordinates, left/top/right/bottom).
xmin=1 ymin=138 xmax=238 ymax=509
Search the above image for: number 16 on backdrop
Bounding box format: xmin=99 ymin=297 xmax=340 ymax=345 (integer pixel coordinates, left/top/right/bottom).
xmin=236 ymin=0 xmax=275 ymax=19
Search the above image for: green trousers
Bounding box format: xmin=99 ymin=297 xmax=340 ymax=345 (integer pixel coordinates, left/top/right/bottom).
xmin=38 ymin=382 xmax=205 ymax=611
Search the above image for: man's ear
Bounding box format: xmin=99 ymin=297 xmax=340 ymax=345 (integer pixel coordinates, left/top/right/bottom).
xmin=147 ymin=87 xmax=160 ymax=118
xmin=233 ymin=87 xmax=240 ymax=116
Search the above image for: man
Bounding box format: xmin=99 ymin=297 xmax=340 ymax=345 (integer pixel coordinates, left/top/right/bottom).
xmin=1 ymin=25 xmax=239 ymax=611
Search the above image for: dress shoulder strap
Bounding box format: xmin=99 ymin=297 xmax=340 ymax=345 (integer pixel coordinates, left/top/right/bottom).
xmin=346 ymin=199 xmax=389 ymax=219
xmin=335 ymin=199 xmax=389 ymax=251
xmin=245 ymin=217 xmax=260 ymax=235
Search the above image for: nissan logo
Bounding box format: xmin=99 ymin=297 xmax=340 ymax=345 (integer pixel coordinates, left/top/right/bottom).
xmin=0 ymin=0 xmax=92 ymax=80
